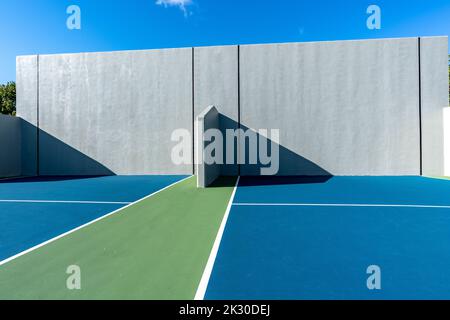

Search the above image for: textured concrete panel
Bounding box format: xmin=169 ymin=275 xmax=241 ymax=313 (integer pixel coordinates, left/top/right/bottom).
xmin=38 ymin=48 xmax=193 ymax=175
xmin=194 ymin=46 xmax=239 ymax=175
xmin=240 ymin=38 xmax=421 ymax=176
xmin=420 ymin=36 xmax=448 ymax=176
xmin=0 ymin=115 xmax=21 ymax=177
xmin=444 ymin=108 xmax=450 ymax=176
xmin=16 ymin=55 xmax=38 ymax=176
xmin=16 ymin=37 xmax=447 ymax=178
xmin=196 ymin=106 xmax=220 ymax=187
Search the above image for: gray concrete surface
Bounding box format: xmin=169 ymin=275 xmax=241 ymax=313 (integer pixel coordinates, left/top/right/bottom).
xmin=37 ymin=48 xmax=193 ymax=175
xmin=0 ymin=115 xmax=21 ymax=177
xmin=196 ymin=106 xmax=220 ymax=187
xmin=15 ymin=37 xmax=448 ymax=177
xmin=194 ymin=45 xmax=239 ymax=175
xmin=420 ymin=36 xmax=449 ymax=176
xmin=240 ymin=38 xmax=422 ymax=175
xmin=16 ymin=55 xmax=38 ymax=176
xmin=444 ymin=107 xmax=450 ymax=176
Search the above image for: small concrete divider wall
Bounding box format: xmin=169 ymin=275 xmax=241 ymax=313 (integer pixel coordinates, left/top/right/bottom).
xmin=196 ymin=106 xmax=220 ymax=187
xmin=16 ymin=36 xmax=449 ymax=177
xmin=0 ymin=114 xmax=21 ymax=178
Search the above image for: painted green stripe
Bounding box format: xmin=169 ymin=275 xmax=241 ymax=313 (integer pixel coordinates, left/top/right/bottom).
xmin=0 ymin=176 xmax=236 ymax=300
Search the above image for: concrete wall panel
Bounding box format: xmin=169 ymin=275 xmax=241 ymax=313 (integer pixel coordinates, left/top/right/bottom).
xmin=16 ymin=55 xmax=38 ymax=176
xmin=38 ymin=49 xmax=193 ymax=175
xmin=194 ymin=46 xmax=239 ymax=175
xmin=240 ymin=38 xmax=422 ymax=176
xmin=420 ymin=36 xmax=448 ymax=176
xmin=444 ymin=108 xmax=450 ymax=176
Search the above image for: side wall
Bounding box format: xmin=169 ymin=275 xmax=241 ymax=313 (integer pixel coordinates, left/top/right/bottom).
xmin=196 ymin=106 xmax=221 ymax=187
xmin=0 ymin=115 xmax=21 ymax=178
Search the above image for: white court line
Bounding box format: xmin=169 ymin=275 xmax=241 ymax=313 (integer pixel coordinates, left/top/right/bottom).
xmin=0 ymin=176 xmax=192 ymax=267
xmin=195 ymin=176 xmax=240 ymax=301
xmin=233 ymin=203 xmax=450 ymax=209
xmin=0 ymin=200 xmax=131 ymax=205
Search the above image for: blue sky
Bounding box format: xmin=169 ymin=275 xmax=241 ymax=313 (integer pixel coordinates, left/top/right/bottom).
xmin=0 ymin=0 xmax=449 ymax=83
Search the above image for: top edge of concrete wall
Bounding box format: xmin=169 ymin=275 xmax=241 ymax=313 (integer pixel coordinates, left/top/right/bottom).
xmin=239 ymin=36 xmax=448 ymax=48
xmin=15 ymin=46 xmax=194 ymax=59
xmin=0 ymin=114 xmax=15 ymax=119
xmin=0 ymin=114 xmax=20 ymax=123
xmin=16 ymin=36 xmax=448 ymax=59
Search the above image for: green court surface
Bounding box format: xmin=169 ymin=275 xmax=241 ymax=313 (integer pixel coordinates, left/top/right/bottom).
xmin=0 ymin=176 xmax=236 ymax=300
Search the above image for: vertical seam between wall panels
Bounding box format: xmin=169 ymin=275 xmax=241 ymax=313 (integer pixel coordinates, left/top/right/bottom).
xmin=418 ymin=37 xmax=423 ymax=176
xmin=36 ymin=55 xmax=40 ymax=176
xmin=237 ymin=45 xmax=241 ymax=176
xmin=192 ymin=47 xmax=195 ymax=175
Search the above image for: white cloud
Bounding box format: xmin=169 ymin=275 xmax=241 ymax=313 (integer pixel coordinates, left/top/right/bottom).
xmin=155 ymin=0 xmax=193 ymax=16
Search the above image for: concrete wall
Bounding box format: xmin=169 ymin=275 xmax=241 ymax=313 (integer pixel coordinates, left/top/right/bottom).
xmin=16 ymin=55 xmax=38 ymax=176
xmin=420 ymin=36 xmax=449 ymax=176
xmin=196 ymin=106 xmax=221 ymax=187
xmin=194 ymin=45 xmax=239 ymax=175
xmin=444 ymin=108 xmax=450 ymax=176
xmin=0 ymin=115 xmax=21 ymax=178
xmin=240 ymin=38 xmax=422 ymax=175
xmin=25 ymin=49 xmax=193 ymax=175
xmin=16 ymin=36 xmax=448 ymax=177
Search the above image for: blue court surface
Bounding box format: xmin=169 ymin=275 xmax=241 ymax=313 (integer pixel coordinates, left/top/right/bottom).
xmin=205 ymin=176 xmax=450 ymax=300
xmin=0 ymin=175 xmax=186 ymax=262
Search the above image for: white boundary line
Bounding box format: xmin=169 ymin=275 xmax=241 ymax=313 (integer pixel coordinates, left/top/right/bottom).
xmin=0 ymin=200 xmax=131 ymax=205
xmin=0 ymin=176 xmax=192 ymax=267
xmin=195 ymin=176 xmax=240 ymax=301
xmin=233 ymin=203 xmax=450 ymax=209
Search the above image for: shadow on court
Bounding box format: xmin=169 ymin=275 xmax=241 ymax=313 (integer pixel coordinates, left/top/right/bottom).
xmin=206 ymin=176 xmax=238 ymax=188
xmin=237 ymin=175 xmax=333 ymax=187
